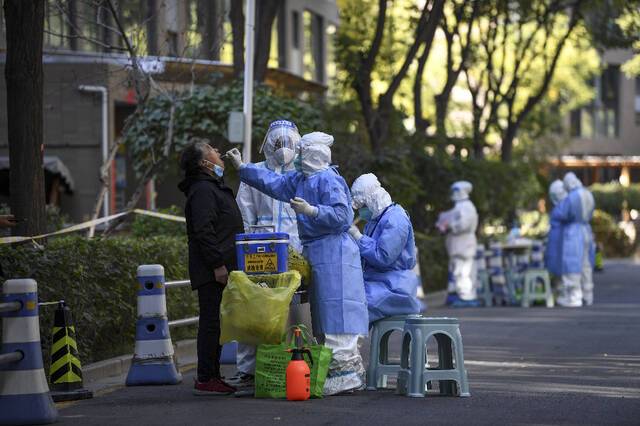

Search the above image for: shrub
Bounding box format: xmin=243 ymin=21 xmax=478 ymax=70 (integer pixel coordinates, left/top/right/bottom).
xmin=131 ymin=206 xmax=186 ymax=238
xmin=124 ymin=79 xmax=324 ymax=179
xmin=415 ymin=232 xmax=449 ymax=293
xmin=591 ymin=209 xmax=634 ymax=257
xmin=590 ymin=183 xmax=625 ymax=218
xmin=0 ymin=236 xmax=195 ymax=365
xmin=590 ymin=183 xmax=640 ymax=219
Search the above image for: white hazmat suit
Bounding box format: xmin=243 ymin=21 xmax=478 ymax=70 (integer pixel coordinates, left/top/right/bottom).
xmin=437 ymin=181 xmax=479 ymax=303
xmin=233 ymin=120 xmax=302 ymax=382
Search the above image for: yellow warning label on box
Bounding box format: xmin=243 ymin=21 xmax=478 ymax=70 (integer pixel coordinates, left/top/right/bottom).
xmin=245 ymin=253 xmax=278 ymax=273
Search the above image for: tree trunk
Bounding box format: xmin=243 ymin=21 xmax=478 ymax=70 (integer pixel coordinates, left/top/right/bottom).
xmin=501 ymin=124 xmax=517 ymax=162
xmin=434 ymin=93 xmax=448 ymax=142
xmin=230 ymin=0 xmax=244 ymax=77
xmin=472 ymin=121 xmax=484 ymax=159
xmin=4 ymin=0 xmax=47 ymax=236
xmin=254 ymin=0 xmax=281 ymax=83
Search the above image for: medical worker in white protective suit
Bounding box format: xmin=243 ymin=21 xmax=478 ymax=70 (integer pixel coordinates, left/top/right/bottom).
xmin=227 ymin=120 xmax=302 ymax=393
xmin=437 ymin=181 xmax=480 ymax=307
xmin=225 ymin=132 xmax=368 ymax=395
xmin=349 ymin=173 xmax=423 ymax=323
xmin=554 ymin=172 xmax=595 ymax=307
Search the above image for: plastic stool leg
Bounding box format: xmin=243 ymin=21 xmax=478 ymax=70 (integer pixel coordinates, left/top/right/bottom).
xmin=453 ymin=328 xmax=471 ymax=397
xmin=544 ymin=273 xmax=555 ymax=308
xmin=366 ymin=325 xmax=381 ymax=391
xmin=378 ymin=331 xmax=391 ymax=388
xmin=408 ymin=329 xmax=426 ymax=398
xmin=435 ymin=333 xmax=456 ymax=396
xmin=521 ymin=272 xmax=531 ymax=308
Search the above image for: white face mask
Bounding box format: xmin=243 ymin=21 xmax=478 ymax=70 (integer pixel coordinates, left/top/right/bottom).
xmin=274 ymin=147 xmax=295 ymax=166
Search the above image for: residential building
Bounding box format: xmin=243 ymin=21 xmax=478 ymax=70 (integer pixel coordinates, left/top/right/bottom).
xmin=0 ymin=0 xmax=339 ymax=222
xmin=553 ymin=49 xmax=640 ymax=186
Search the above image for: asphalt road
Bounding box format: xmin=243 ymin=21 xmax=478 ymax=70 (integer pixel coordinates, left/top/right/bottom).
xmin=58 ymin=260 xmax=640 ymax=425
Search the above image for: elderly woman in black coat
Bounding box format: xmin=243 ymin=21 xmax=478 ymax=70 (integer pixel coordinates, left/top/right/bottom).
xmin=178 ymin=139 xmax=244 ymax=395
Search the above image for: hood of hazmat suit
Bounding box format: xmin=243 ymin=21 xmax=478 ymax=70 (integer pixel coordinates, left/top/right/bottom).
xmin=350 ymin=173 xmax=393 ymax=219
xmin=563 ymin=172 xmax=582 ymax=192
xmin=549 ymin=179 xmax=568 ymax=206
xmin=450 ymin=181 xmax=473 ymax=202
xmin=298 ymin=132 xmax=333 ymax=177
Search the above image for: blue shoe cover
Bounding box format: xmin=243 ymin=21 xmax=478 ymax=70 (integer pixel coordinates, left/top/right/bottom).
xmin=451 ymin=297 xmax=481 ymax=308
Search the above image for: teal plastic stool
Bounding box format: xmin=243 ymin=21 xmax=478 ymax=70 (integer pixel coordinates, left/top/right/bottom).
xmin=521 ymin=269 xmax=554 ymax=308
xmin=475 ymin=245 xmax=493 ymax=307
xmin=366 ymin=315 xmax=422 ymax=390
xmin=476 ymin=270 xmax=493 ymax=307
xmin=397 ymin=317 xmax=470 ymax=398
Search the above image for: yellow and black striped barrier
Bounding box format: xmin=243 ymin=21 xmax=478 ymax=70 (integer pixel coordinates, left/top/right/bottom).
xmin=49 ymin=302 xmax=93 ymax=402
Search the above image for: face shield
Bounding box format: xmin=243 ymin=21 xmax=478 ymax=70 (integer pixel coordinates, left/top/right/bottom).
xmin=260 ymin=120 xmax=301 ymax=166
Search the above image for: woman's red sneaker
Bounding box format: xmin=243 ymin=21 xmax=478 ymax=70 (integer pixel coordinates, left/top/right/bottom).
xmin=192 ymin=378 xmax=236 ymax=396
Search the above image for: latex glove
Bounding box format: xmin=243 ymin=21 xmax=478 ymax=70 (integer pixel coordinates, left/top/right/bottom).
xmin=224 ymin=148 xmax=244 ymax=169
xmin=348 ymin=225 xmax=362 ymax=241
xmin=214 ymin=265 xmax=229 ymax=285
xmin=290 ymin=197 xmax=318 ymax=217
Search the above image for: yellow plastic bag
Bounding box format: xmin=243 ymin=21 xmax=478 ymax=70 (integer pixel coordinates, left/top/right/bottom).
xmin=287 ymin=247 xmax=311 ymax=286
xmin=220 ymin=270 xmax=301 ymax=345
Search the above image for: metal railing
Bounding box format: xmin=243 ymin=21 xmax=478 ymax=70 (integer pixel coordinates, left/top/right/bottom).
xmin=0 ymin=301 xmax=24 ymax=365
xmin=0 ymin=301 xmax=21 ymax=313
xmin=0 ymin=350 xmax=24 ymax=365
xmin=165 ymin=279 xmax=199 ymax=328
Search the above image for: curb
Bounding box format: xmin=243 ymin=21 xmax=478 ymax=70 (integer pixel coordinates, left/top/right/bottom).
xmin=83 ymin=339 xmax=198 ymax=385
xmin=82 ymin=291 xmax=447 ymax=385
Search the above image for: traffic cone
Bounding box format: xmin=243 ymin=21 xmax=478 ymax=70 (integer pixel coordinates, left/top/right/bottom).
xmin=126 ymin=264 xmax=182 ymax=386
xmin=48 ymin=301 xmax=93 ymax=402
xmin=0 ymin=279 xmax=58 ymax=425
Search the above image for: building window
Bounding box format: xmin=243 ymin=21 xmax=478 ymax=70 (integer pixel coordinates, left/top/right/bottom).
xmin=326 ymin=24 xmax=337 ymax=85
xmin=219 ymin=0 xmax=234 ymax=64
xmin=167 ymin=31 xmax=179 ymax=57
xmin=303 ymin=10 xmax=324 ymax=82
xmin=268 ymin=17 xmax=279 ymax=69
xmin=570 ymin=65 xmax=620 ymax=139
xmin=44 ymin=0 xmax=70 ymax=49
xmin=292 ymin=11 xmax=300 ymax=49
xmin=635 ymin=77 xmax=640 ymax=126
xmin=119 ymin=0 xmax=150 ymax=56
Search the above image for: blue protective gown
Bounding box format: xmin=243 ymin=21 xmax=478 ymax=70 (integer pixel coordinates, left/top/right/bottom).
xmin=545 ymin=204 xmax=564 ymax=276
xmin=358 ymin=204 xmax=422 ymax=323
xmin=552 ymin=187 xmax=595 ymax=274
xmin=239 ymin=164 xmax=369 ymax=335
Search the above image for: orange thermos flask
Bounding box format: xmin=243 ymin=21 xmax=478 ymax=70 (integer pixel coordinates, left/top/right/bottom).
xmin=285 ymin=347 xmax=313 ymax=401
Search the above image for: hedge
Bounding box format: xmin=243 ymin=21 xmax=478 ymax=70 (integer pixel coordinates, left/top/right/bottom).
xmin=590 ymin=183 xmax=640 ymax=218
xmin=591 ymin=209 xmax=634 ymax=257
xmin=415 ymin=232 xmax=449 ymax=293
xmin=0 ymin=236 xmax=195 ymax=365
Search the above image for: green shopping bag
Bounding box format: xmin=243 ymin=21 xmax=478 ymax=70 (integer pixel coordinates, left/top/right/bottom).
xmin=254 ymin=325 xmax=332 ymax=399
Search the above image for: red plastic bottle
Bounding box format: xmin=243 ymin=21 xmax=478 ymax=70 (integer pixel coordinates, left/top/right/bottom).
xmin=286 ymin=329 xmax=314 ymax=401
